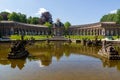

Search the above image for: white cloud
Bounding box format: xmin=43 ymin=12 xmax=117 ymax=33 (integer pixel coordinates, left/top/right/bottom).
xmin=36 ymin=8 xmax=48 ymax=15
xmin=110 ymin=9 xmax=117 ymax=14
xmin=4 ymin=9 xmax=12 ymax=13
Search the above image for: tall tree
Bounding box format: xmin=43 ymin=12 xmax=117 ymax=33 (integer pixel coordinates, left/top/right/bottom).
xmin=64 ymin=21 xmax=71 ymax=30
xmin=27 ymin=16 xmax=32 ymax=24
xmin=112 ymin=14 xmax=117 ymax=22
xmin=0 ymin=12 xmax=10 ymax=20
xmin=64 ymin=21 xmax=71 ymax=36
xmin=31 ymin=17 xmax=39 ymax=24
xmin=44 ymin=22 xmax=52 ymax=28
xmin=100 ymin=9 xmax=120 ymax=23
xmin=39 ymin=12 xmax=53 ymax=24
xmin=116 ymin=9 xmax=120 ymax=24
xmin=100 ymin=15 xmax=108 ymax=22
xmin=100 ymin=14 xmax=117 ymax=22
xmin=8 ymin=12 xmax=27 ymax=23
xmin=18 ymin=13 xmax=27 ymax=23
xmin=8 ymin=12 xmax=20 ymax=22
xmin=44 ymin=22 xmax=52 ymax=35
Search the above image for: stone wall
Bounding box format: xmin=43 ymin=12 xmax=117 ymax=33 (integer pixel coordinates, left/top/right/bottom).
xmin=0 ymin=21 xmax=49 ymax=37
xmin=0 ymin=21 xmax=120 ymax=37
xmin=69 ymin=22 xmax=120 ymax=36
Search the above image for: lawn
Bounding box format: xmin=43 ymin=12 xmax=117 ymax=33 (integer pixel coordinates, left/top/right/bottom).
xmin=10 ymin=35 xmax=51 ymax=40
xmin=65 ymin=35 xmax=104 ymax=40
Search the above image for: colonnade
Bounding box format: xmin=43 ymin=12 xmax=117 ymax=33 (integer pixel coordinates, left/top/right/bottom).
xmin=1 ymin=21 xmax=120 ymax=37
xmin=0 ymin=21 xmax=49 ymax=36
xmin=68 ymin=28 xmax=103 ymax=36
xmin=105 ymin=28 xmax=120 ymax=36
xmin=69 ymin=27 xmax=120 ymax=36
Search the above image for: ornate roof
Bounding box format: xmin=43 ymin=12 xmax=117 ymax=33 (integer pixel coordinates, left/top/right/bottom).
xmin=54 ymin=21 xmax=64 ymax=27
xmin=53 ymin=19 xmax=64 ymax=28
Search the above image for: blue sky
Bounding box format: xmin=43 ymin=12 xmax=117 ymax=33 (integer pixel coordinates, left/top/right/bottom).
xmin=0 ymin=0 xmax=120 ymax=25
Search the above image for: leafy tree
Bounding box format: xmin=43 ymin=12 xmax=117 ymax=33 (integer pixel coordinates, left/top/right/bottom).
xmin=100 ymin=15 xmax=108 ymax=22
xmin=39 ymin=12 xmax=53 ymax=24
xmin=31 ymin=17 xmax=39 ymax=24
xmin=0 ymin=11 xmax=53 ymax=25
xmin=27 ymin=16 xmax=32 ymax=24
xmin=18 ymin=13 xmax=27 ymax=23
xmin=0 ymin=12 xmax=10 ymax=20
xmin=8 ymin=12 xmax=20 ymax=22
xmin=0 ymin=15 xmax=3 ymax=21
xmin=64 ymin=21 xmax=71 ymax=30
xmin=39 ymin=18 xmax=44 ymax=24
xmin=27 ymin=16 xmax=39 ymax=24
xmin=44 ymin=22 xmax=52 ymax=28
xmin=44 ymin=22 xmax=52 ymax=35
xmin=8 ymin=12 xmax=27 ymax=23
xmin=64 ymin=21 xmax=71 ymax=36
xmin=112 ymin=14 xmax=117 ymax=22
xmin=100 ymin=9 xmax=120 ymax=23
xmin=116 ymin=9 xmax=120 ymax=24
xmin=100 ymin=14 xmax=117 ymax=22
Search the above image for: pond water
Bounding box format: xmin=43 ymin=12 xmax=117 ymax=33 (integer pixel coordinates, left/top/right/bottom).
xmin=0 ymin=42 xmax=120 ymax=80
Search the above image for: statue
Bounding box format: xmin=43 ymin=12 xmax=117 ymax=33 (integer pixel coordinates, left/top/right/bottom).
xmin=98 ymin=42 xmax=119 ymax=60
xmin=8 ymin=35 xmax=29 ymax=59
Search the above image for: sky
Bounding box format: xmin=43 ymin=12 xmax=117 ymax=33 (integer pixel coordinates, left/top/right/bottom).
xmin=0 ymin=0 xmax=120 ymax=25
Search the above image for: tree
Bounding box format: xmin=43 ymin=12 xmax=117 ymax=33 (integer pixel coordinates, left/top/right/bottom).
xmin=44 ymin=22 xmax=52 ymax=28
xmin=64 ymin=21 xmax=71 ymax=36
xmin=112 ymin=14 xmax=117 ymax=22
xmin=100 ymin=14 xmax=117 ymax=22
xmin=39 ymin=12 xmax=53 ymax=24
xmin=0 ymin=15 xmax=3 ymax=21
xmin=27 ymin=16 xmax=39 ymax=24
xmin=44 ymin=22 xmax=52 ymax=35
xmin=0 ymin=11 xmax=10 ymax=20
xmin=8 ymin=12 xmax=20 ymax=22
xmin=116 ymin=9 xmax=120 ymax=24
xmin=64 ymin=21 xmax=71 ymax=30
xmin=100 ymin=9 xmax=120 ymax=23
xmin=27 ymin=16 xmax=32 ymax=24
xmin=18 ymin=13 xmax=27 ymax=23
xmin=100 ymin=15 xmax=108 ymax=22
xmin=31 ymin=17 xmax=39 ymax=24
xmin=8 ymin=12 xmax=27 ymax=23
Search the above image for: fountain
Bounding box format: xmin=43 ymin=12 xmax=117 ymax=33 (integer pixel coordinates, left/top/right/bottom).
xmin=98 ymin=41 xmax=120 ymax=60
xmin=8 ymin=35 xmax=29 ymax=59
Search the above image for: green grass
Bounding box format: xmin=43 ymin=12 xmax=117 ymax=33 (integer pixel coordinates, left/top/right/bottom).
xmin=10 ymin=35 xmax=51 ymax=40
xmin=10 ymin=35 xmax=120 ymax=40
xmin=65 ymin=35 xmax=104 ymax=40
xmin=113 ymin=36 xmax=120 ymax=39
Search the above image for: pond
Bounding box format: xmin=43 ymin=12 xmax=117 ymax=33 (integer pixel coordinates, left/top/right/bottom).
xmin=0 ymin=42 xmax=120 ymax=80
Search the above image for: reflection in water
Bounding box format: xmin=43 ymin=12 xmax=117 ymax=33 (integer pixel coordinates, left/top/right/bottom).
xmin=9 ymin=59 xmax=26 ymax=70
xmin=0 ymin=42 xmax=120 ymax=71
xmin=101 ymin=58 xmax=120 ymax=71
xmin=37 ymin=60 xmax=45 ymax=67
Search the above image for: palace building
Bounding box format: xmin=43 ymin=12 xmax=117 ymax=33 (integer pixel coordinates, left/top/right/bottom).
xmin=0 ymin=21 xmax=49 ymax=36
xmin=0 ymin=21 xmax=120 ymax=37
xmin=53 ymin=19 xmax=64 ymax=36
xmin=69 ymin=22 xmax=120 ymax=36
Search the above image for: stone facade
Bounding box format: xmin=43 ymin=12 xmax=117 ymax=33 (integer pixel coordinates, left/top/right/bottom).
xmin=0 ymin=21 xmax=120 ymax=37
xmin=69 ymin=22 xmax=120 ymax=36
xmin=53 ymin=20 xmax=64 ymax=36
xmin=0 ymin=21 xmax=49 ymax=37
